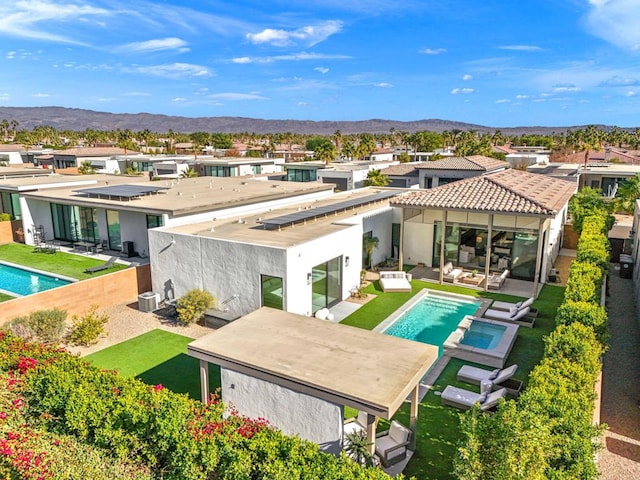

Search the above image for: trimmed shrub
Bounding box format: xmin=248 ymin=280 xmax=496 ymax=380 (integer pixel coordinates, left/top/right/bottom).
xmin=0 ymin=213 xmax=10 ymax=221
xmin=7 ymin=308 xmax=67 ymax=344
xmin=176 ymin=289 xmax=215 ymax=324
xmin=555 ymin=301 xmax=609 ymax=346
xmin=576 ymin=235 xmax=609 ymax=270
xmin=67 ymin=305 xmax=109 ymax=346
xmin=564 ymin=262 xmax=603 ymax=304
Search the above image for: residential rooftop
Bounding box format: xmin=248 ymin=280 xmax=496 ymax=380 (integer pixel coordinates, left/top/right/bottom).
xmin=415 ymin=155 xmax=507 ymax=171
xmin=20 ymin=176 xmax=334 ymax=217
xmin=391 ymin=169 xmax=576 ymax=216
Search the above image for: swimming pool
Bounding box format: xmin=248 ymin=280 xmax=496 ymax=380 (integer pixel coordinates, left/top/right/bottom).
xmin=379 ymin=290 xmax=484 ymax=355
xmin=0 ymin=263 xmax=73 ymax=297
xmin=459 ymin=321 xmax=507 ymax=349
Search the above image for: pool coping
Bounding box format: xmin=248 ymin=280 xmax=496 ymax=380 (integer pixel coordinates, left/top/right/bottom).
xmin=373 ymin=288 xmax=493 ymax=334
xmin=0 ymin=260 xmax=78 ymax=298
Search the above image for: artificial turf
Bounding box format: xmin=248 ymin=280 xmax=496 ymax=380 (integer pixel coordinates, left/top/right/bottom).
xmin=85 ymin=329 xmax=220 ymax=400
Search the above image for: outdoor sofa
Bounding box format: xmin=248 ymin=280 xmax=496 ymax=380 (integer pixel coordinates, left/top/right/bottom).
xmin=379 ymin=271 xmax=412 ymax=292
xmin=442 ymin=262 xmax=463 ymax=283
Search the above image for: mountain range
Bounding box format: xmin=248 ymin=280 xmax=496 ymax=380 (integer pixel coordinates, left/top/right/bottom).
xmin=0 ymin=106 xmax=614 ymax=136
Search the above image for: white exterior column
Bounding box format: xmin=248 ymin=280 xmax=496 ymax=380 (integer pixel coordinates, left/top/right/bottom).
xmin=409 ymin=383 xmax=419 ymax=450
xmin=366 ymin=413 xmax=377 ymax=456
xmin=199 ymin=359 xmax=210 ymax=403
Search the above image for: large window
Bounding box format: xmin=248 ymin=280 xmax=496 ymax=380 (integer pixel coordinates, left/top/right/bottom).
xmin=107 ymin=210 xmax=121 ymax=251
xmin=0 ymin=192 xmax=21 ymax=220
xmin=146 ymin=215 xmax=164 ymax=229
xmin=51 ymin=204 xmax=97 ymax=243
xmin=287 ymin=168 xmax=317 ymax=182
xmin=261 ymin=275 xmax=283 ymax=310
xmin=311 ymin=257 xmax=342 ymax=314
xmin=203 ymin=165 xmax=237 ymax=177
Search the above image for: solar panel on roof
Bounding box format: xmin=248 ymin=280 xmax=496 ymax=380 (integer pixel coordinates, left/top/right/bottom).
xmin=260 ymin=190 xmax=398 ymax=230
xmin=73 ymin=184 xmax=169 ymax=199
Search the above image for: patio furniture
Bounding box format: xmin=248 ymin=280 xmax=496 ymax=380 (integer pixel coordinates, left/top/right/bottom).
xmin=460 ymin=272 xmax=485 ymax=287
xmin=483 ymin=306 xmax=532 ymax=324
xmin=441 ymin=385 xmax=507 ymax=411
xmin=487 ymin=269 xmax=509 ymax=290
xmin=379 ymin=271 xmax=412 ymax=292
xmin=84 ymin=256 xmax=118 ymax=274
xmin=375 ymin=420 xmax=411 ymax=467
xmin=443 ymin=262 xmax=463 ymax=283
xmin=343 ymin=411 xmax=368 ymax=438
xmin=491 ymin=296 xmax=534 ymax=312
xmin=457 ymin=364 xmax=518 ymax=387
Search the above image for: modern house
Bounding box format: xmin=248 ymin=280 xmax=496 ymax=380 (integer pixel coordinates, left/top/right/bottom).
xmin=576 ymin=163 xmax=640 ymax=197
xmin=379 ymin=162 xmax=429 ymax=188
xmin=196 ymin=157 xmax=285 ymax=178
xmin=416 ymin=155 xmax=508 ymax=189
xmin=148 ymin=187 xmax=399 ymax=317
xmin=38 ymin=147 xmax=142 ymax=171
xmin=391 ymin=169 xmax=577 ymax=292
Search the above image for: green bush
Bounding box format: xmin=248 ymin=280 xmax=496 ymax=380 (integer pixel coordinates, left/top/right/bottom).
xmin=0 ymin=212 xmax=10 ymax=221
xmin=8 ymin=308 xmax=67 ymax=344
xmin=67 ymin=305 xmax=109 ymax=346
xmin=176 ymin=289 xmax=215 ymax=324
xmin=555 ymin=301 xmax=609 ymax=346
xmin=576 ymin=235 xmax=609 ymax=270
xmin=544 ymin=323 xmax=603 ymax=377
xmin=564 ymin=262 xmax=603 ymax=303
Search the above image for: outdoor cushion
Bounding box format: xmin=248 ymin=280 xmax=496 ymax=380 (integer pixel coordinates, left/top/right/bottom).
xmin=389 ymin=420 xmax=410 ymax=444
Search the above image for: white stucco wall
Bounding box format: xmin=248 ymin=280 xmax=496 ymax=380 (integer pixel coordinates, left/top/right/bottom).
xmin=403 ymin=221 xmax=433 ymax=266
xmin=363 ymin=208 xmax=394 ymax=267
xmin=221 ymin=369 xmax=344 ymax=455
xmin=23 ymin=199 xmax=53 ymax=244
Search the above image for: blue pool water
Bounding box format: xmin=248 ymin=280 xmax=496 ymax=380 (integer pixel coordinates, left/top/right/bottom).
xmin=384 ymin=294 xmax=482 ymax=354
xmin=459 ymin=321 xmax=507 ymax=349
xmin=0 ymin=263 xmax=71 ymax=296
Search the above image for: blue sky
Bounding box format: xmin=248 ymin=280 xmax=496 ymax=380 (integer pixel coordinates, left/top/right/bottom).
xmin=1 ymin=0 xmax=640 ymax=127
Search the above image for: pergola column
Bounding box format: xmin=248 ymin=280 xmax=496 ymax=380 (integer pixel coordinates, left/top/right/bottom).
xmin=199 ymin=359 xmax=210 ymax=403
xmin=399 ymin=209 xmax=405 ymax=270
xmin=439 ymin=210 xmax=448 ymax=284
xmin=409 ymin=383 xmax=419 ymax=450
xmin=365 ymin=413 xmax=377 ymax=456
xmin=484 ymin=214 xmax=494 ymax=291
xmin=532 ymin=218 xmax=546 ymax=297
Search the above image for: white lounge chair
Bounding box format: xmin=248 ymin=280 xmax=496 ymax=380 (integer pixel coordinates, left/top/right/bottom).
xmin=456 ymin=364 xmax=518 ymax=386
xmin=483 ymin=306 xmax=531 ymax=323
xmin=379 ymin=271 xmax=412 ymax=292
xmin=441 ymin=385 xmax=507 ymax=411
xmin=442 ymin=261 xmax=463 ymax=283
xmin=491 ymin=296 xmax=534 ymax=312
xmin=487 ymin=269 xmax=509 ymax=290
xmin=375 ymin=420 xmax=411 ymax=467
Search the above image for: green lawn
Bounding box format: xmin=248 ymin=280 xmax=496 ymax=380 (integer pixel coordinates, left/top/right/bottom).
xmin=0 ymin=243 xmax=128 ymax=284
xmin=85 ymin=329 xmax=220 ymax=400
xmin=340 ymin=280 xmax=565 ymax=480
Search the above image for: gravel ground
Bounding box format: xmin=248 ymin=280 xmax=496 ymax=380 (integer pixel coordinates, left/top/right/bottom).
xmin=66 ymin=303 xmax=214 ymax=357
xmin=598 ymin=265 xmax=640 ymax=478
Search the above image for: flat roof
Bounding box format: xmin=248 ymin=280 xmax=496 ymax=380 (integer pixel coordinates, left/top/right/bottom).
xmin=162 ymin=188 xmax=395 ymax=248
xmin=20 ymin=177 xmax=334 ymax=217
xmin=187 ymin=308 xmax=438 ymax=419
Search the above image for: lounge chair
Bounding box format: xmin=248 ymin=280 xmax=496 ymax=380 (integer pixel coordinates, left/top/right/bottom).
xmin=456 ymin=364 xmax=518 ymax=386
xmin=491 ymin=296 xmax=534 ymax=312
xmin=84 ymin=256 xmax=118 ymax=274
xmin=487 ymin=269 xmax=509 ymax=290
xmin=375 ymin=420 xmax=411 ymax=467
xmin=343 ymin=411 xmax=368 ymax=438
xmin=483 ymin=306 xmax=531 ymax=323
xmin=442 ymin=261 xmax=463 ymax=283
xmin=379 ymin=271 xmax=412 ymax=292
xmin=441 ymin=385 xmax=507 ymax=411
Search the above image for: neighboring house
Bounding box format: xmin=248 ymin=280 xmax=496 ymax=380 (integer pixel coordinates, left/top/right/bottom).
xmin=148 ymin=188 xmax=400 ymax=317
xmin=43 ymin=147 xmax=143 ymax=171
xmin=197 ymin=157 xmax=285 ymax=177
xmin=284 ymin=162 xmax=325 ymax=183
xmin=379 ymin=162 xmax=431 ymax=188
xmin=390 ymin=169 xmax=577 ymax=289
xmin=364 ymin=148 xmax=394 ymax=162
xmin=505 ymin=146 xmax=551 ymax=168
xmin=416 ymin=155 xmax=508 ymax=189
xmin=0 ymin=145 xmax=27 ymax=165
xmin=576 ymin=163 xmax=640 ymax=197
xmin=317 ymin=161 xmax=398 ymax=191
xmin=19 ymin=176 xmax=334 ymax=260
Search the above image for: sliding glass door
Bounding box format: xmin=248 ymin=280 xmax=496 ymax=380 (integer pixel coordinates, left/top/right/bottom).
xmin=311 ymin=256 xmax=342 ymax=314
xmin=51 ymin=204 xmax=97 ymax=243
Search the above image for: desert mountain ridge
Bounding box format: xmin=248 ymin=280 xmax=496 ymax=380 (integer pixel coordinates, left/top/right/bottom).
xmin=0 ymin=106 xmax=621 ymax=136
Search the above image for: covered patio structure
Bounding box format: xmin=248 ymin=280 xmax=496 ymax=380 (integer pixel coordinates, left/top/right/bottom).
xmin=391 ymin=169 xmax=577 ymax=297
xmin=187 ymin=307 xmax=438 ymax=458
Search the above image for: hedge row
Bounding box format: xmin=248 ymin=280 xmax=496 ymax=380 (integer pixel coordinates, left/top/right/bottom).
xmin=0 ymin=332 xmax=396 ymax=480
xmin=455 ymin=208 xmax=610 ymax=480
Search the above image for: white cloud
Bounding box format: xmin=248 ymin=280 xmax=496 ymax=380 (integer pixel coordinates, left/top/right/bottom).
xmin=122 ymin=91 xmax=151 ymax=97
xmin=498 ymin=45 xmax=542 ymax=51
xmin=315 ymin=67 xmax=329 ymax=74
xmin=127 ymin=63 xmax=213 ymax=79
xmin=172 ymin=97 xmax=187 ymax=102
xmin=0 ymin=93 xmax=10 ymax=100
xmin=450 ymin=87 xmax=475 ymax=94
xmin=420 ymin=48 xmax=446 ymax=55
xmin=117 ymin=37 xmax=189 ymax=54
xmin=374 ymin=82 xmax=393 ymax=87
xmin=6 ymin=51 xmax=15 ymax=59
xmin=0 ymin=0 xmax=108 ymax=44
xmin=32 ymin=93 xmax=50 ymax=98
xmin=552 ymin=83 xmax=581 ymax=93
xmin=208 ymin=93 xmax=268 ymax=101
xmin=495 ymin=99 xmax=510 ymax=104
xmin=462 ymin=74 xmax=472 ymax=81
xmin=231 ymin=52 xmax=350 ymax=64
xmin=584 ymin=0 xmax=640 ymax=51
xmin=247 ymin=20 xmax=343 ymax=47
xmin=600 ymin=75 xmax=640 ymax=86
xmin=626 ymin=90 xmax=636 ymax=96
xmin=515 ymin=94 xmax=529 ymax=99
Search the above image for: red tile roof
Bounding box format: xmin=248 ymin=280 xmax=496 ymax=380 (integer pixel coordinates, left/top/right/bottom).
xmin=391 ymin=169 xmax=576 ymax=215
xmin=415 ymin=155 xmax=507 ymax=171
xmin=380 ymin=162 xmax=431 ymax=176
xmin=53 ymin=147 xmax=138 ymax=156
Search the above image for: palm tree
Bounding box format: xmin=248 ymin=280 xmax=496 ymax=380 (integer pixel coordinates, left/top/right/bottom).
xmin=365 ymin=169 xmax=389 ymax=187
xmin=615 ymin=174 xmax=640 ymax=213
xmin=180 ymin=167 xmax=199 ymax=178
xmin=364 ymin=236 xmax=380 ymax=270
xmin=314 ymin=142 xmax=337 ymax=164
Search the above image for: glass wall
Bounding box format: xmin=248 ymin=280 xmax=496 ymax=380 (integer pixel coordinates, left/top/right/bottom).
xmin=203 ymin=165 xmax=237 ymax=177
xmin=261 ymin=275 xmax=283 ymax=310
xmin=311 ymin=256 xmax=342 ymax=314
xmin=51 ymin=204 xmax=97 ymax=243
xmin=107 ymin=210 xmax=121 ymax=251
xmin=287 ymin=168 xmax=317 ymax=182
xmin=0 ymin=192 xmax=21 ymax=220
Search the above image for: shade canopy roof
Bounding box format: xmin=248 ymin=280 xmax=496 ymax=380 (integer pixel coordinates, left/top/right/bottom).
xmin=188 ymin=307 xmax=438 ymax=419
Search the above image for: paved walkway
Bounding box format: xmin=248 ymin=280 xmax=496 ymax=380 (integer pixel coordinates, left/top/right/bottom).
xmin=598 ymin=265 xmax=640 ymax=478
